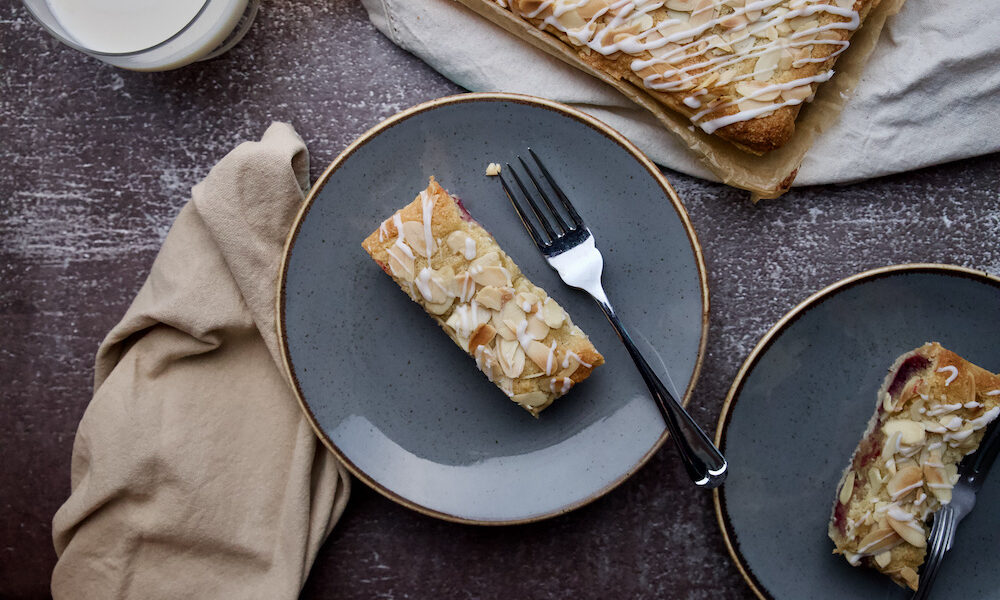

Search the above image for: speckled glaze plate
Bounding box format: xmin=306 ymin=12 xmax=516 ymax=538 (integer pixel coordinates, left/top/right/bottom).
xmin=278 ymin=93 xmax=708 ymax=524
xmin=714 ymin=264 xmax=1000 ymax=599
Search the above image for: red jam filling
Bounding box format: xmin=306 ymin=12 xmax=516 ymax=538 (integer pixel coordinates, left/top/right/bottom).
xmin=855 ymin=429 xmax=883 ymax=470
xmin=887 ymin=355 xmax=931 ymax=398
xmin=451 ymin=195 xmax=475 ymax=223
xmin=833 ymin=499 xmax=848 ymax=535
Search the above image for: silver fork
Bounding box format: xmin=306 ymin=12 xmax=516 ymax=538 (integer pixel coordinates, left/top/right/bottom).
xmin=498 ymin=149 xmax=727 ymax=488
xmin=911 ymin=421 xmax=1000 ymax=599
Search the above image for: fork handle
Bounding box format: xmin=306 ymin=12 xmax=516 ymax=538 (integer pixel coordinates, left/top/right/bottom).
xmin=596 ymin=301 xmax=727 ymax=488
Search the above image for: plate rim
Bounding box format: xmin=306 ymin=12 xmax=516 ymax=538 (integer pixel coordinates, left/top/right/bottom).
xmin=711 ymin=262 xmax=1000 ymax=599
xmin=276 ymin=92 xmax=710 ymax=525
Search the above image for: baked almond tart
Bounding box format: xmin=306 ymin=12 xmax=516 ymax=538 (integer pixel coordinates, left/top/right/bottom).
xmin=489 ymin=0 xmax=882 ymax=154
xmin=362 ymin=177 xmax=604 ymax=416
xmin=829 ymin=343 xmax=1000 ymax=590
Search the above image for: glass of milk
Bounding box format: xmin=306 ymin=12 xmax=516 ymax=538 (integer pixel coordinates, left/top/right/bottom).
xmin=22 ymin=0 xmax=259 ymax=71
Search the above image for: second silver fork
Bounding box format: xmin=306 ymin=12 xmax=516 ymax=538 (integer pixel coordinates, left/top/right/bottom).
xmin=499 ymin=149 xmax=727 ymax=489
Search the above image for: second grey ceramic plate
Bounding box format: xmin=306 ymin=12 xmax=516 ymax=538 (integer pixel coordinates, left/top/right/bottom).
xmin=278 ymin=93 xmax=708 ymax=524
xmin=715 ymin=264 xmax=1000 ymax=599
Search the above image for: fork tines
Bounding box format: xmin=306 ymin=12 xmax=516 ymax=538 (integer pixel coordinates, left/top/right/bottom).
xmin=499 ymin=149 xmax=583 ymax=248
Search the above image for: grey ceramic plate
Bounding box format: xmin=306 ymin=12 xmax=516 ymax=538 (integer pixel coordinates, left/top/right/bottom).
xmin=278 ymin=93 xmax=708 ymax=524
xmin=714 ymin=264 xmax=1000 ymax=599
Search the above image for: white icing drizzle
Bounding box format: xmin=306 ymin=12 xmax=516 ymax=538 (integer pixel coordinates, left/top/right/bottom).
xmin=886 ymin=503 xmax=914 ymax=523
xmin=937 ymin=365 xmax=959 ymax=386
xmin=549 ymin=376 xmax=573 ymax=395
xmin=889 ymin=479 xmax=924 ymax=501
xmin=923 ymin=421 xmax=947 ymax=434
xmin=964 ymin=401 xmax=982 ymax=409
xmin=561 ymin=349 xmax=593 ymax=369
xmin=475 ymin=346 xmax=497 ymax=382
xmin=464 ymin=237 xmax=477 ymax=260
xmin=378 ymin=220 xmax=389 ymax=241
xmin=942 ymin=416 xmax=963 ymax=431
xmin=415 ymin=267 xmax=436 ymax=301
xmin=419 ymin=190 xmax=436 ymax=267
xmin=987 ymin=389 xmax=1000 ymax=396
xmin=968 ymin=407 xmax=1000 ymax=431
xmin=545 ymin=341 xmax=558 ymax=375
xmin=515 ymin=319 xmax=534 ymax=349
xmin=693 ymin=70 xmax=832 ymax=133
xmin=504 ymin=0 xmax=860 ymax=132
xmin=944 ymin=429 xmax=974 ymax=445
xmin=924 ymin=402 xmax=963 ymax=417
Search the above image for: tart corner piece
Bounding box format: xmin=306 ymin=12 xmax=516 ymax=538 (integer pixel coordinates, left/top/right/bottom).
xmin=362 ymin=177 xmax=604 ymax=416
xmin=828 ymin=342 xmax=1000 ymax=590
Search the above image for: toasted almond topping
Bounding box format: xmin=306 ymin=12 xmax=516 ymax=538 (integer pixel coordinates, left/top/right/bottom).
xmin=857 ymin=526 xmax=901 ymax=554
xmin=471 ymin=252 xmax=501 ymax=270
xmin=469 ymin=323 xmax=497 ymax=354
xmin=782 ymin=85 xmax=812 ymax=102
xmin=577 ymin=0 xmax=610 ymax=19
xmin=445 ymin=230 xmax=473 ymax=257
xmin=753 ymin=48 xmax=781 ymax=81
xmin=497 ymin=339 xmax=526 ymax=378
xmin=495 ymin=302 xmax=526 ymax=340
xmin=687 ymin=0 xmax=716 ymax=28
xmin=452 ymin=272 xmax=476 ymax=303
xmin=884 ymin=419 xmax=926 ymax=447
xmin=898 ymin=567 xmax=919 ymax=591
xmin=401 ymin=221 xmax=436 ymax=257
xmin=720 ymin=12 xmax=748 ymax=29
xmin=789 ymin=16 xmax=819 ymax=32
xmin=387 ymin=243 xmax=415 ymax=281
xmin=869 ymin=467 xmax=884 ymax=489
xmin=542 ymin=297 xmax=566 ymax=329
xmin=886 ymin=507 xmax=926 ymax=548
xmin=556 ymin=8 xmax=587 ymax=29
xmin=471 ymin=265 xmax=511 ymax=288
xmin=513 ymin=391 xmax=550 ymax=409
xmin=525 ymin=340 xmax=557 ymax=374
xmin=426 ymin=297 xmax=454 ymax=316
xmin=474 ymin=286 xmax=511 ymax=311
xmin=735 ymin=80 xmax=781 ymax=101
xmin=665 ymin=0 xmax=696 ymax=10
xmin=874 ymin=551 xmax=892 ymax=568
xmin=886 ymin=466 xmax=923 ymax=501
xmin=839 ymin=471 xmax=856 ymax=505
xmin=515 ymin=291 xmax=542 ymax=312
xmin=525 ymin=315 xmax=550 ymax=341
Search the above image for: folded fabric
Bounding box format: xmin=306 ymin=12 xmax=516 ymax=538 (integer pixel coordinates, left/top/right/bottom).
xmin=51 ymin=123 xmax=349 ymax=600
xmin=363 ymin=0 xmax=1000 ymax=186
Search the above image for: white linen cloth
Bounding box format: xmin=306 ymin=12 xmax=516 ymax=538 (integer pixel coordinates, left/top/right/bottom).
xmin=363 ymin=0 xmax=1000 ymax=185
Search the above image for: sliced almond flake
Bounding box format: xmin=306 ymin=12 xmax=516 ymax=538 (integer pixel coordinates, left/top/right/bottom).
xmin=752 ymin=48 xmax=781 ymax=81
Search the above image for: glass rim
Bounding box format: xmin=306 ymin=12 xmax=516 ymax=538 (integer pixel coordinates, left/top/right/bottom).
xmin=20 ymin=0 xmax=211 ymax=57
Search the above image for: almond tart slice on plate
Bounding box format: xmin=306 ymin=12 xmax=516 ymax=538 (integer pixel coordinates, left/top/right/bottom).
xmin=362 ymin=177 xmax=605 ymax=416
xmin=829 ymin=342 xmax=1000 ymax=590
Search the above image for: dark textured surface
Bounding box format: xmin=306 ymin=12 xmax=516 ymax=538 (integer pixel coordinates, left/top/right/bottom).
xmin=1 ymin=1 xmax=998 ymax=598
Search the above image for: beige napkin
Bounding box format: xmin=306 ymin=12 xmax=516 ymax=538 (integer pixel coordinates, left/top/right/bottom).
xmin=51 ymin=123 xmax=349 ymax=599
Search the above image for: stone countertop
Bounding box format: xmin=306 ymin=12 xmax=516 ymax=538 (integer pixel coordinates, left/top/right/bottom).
xmin=1 ymin=1 xmax=998 ymax=598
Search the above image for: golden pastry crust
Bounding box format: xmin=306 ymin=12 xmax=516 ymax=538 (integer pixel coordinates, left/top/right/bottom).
xmin=498 ymin=0 xmax=881 ymax=153
xmin=362 ymin=177 xmax=604 ymax=416
xmin=828 ymin=343 xmax=1000 ymax=591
